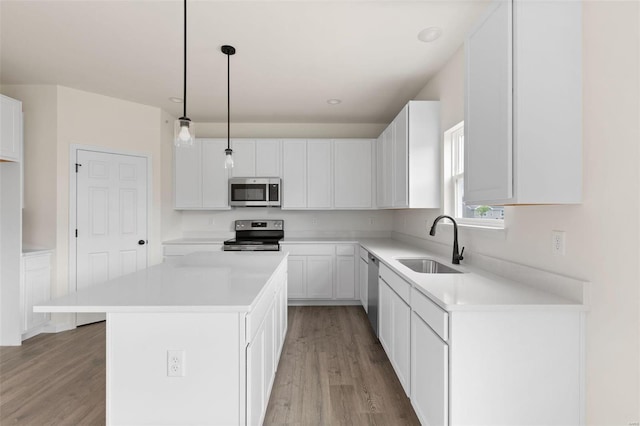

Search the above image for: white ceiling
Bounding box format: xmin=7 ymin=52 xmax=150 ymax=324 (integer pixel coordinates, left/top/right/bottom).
xmin=0 ymin=0 xmax=489 ymax=124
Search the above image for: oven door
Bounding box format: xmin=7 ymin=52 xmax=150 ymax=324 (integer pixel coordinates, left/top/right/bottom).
xmin=229 ymin=178 xmax=280 ymax=207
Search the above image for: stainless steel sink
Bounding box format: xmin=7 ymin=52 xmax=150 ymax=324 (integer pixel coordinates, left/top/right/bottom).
xmin=397 ymin=258 xmax=462 ymax=274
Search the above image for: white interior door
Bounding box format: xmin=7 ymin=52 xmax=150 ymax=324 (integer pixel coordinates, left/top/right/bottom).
xmin=75 ymin=149 xmax=148 ymax=326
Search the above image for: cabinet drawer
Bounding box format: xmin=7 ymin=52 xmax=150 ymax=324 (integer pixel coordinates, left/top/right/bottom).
xmin=411 ymin=287 xmax=448 ymax=341
xmin=359 ymin=246 xmax=369 ymax=262
xmin=379 ymin=263 xmax=410 ymax=304
xmin=281 ymin=244 xmax=334 ymax=256
xmin=163 ymin=244 xmax=222 ymax=256
xmin=336 ymin=244 xmax=355 ymax=256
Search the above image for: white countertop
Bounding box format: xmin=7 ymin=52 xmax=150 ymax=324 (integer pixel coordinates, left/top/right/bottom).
xmin=358 ymin=239 xmax=587 ymax=312
xmin=34 ymin=252 xmax=287 ymax=314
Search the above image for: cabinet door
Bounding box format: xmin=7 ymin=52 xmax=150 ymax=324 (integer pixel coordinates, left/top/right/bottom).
xmin=201 ymin=139 xmax=230 ymax=209
xmin=256 ymin=139 xmax=281 ymax=177
xmin=23 ymin=258 xmax=51 ymax=332
xmin=392 ymin=294 xmax=411 ymax=395
xmin=287 ymin=256 xmax=306 ymax=299
xmin=382 ymin=126 xmax=394 ymax=208
xmin=174 ymin=141 xmax=203 ymax=208
xmin=464 ymin=0 xmax=513 ymax=203
xmin=246 ymin=325 xmax=265 ymax=426
xmin=231 ymin=139 xmax=256 ymax=177
xmin=376 ymin=134 xmax=384 ymax=208
xmin=359 ymin=258 xmax=368 ymax=312
xmin=334 ymin=139 xmax=373 ymax=209
xmin=378 ymin=279 xmax=393 ymax=355
xmin=263 ymin=306 xmax=275 ymax=401
xmin=335 ymin=256 xmax=356 ymax=299
xmin=307 ymin=140 xmax=332 ymax=209
xmin=411 ymin=311 xmax=448 ymax=426
xmin=282 ymin=140 xmax=307 ymax=209
xmin=0 ymin=95 xmax=21 ymax=162
xmin=306 ymin=255 xmax=333 ymax=299
xmin=392 ymin=106 xmax=409 ymax=208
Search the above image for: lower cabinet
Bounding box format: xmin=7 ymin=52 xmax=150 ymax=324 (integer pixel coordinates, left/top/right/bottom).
xmin=21 ymin=251 xmax=52 ymax=337
xmin=411 ymin=310 xmax=448 ymax=426
xmin=282 ymin=243 xmax=358 ymax=302
xmin=378 ymin=275 xmax=410 ymax=395
xmin=378 ymin=261 xmax=584 ymax=426
xmin=246 ymin=263 xmax=288 ymax=426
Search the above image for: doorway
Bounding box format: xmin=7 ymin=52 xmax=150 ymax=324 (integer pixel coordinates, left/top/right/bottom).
xmin=71 ymin=148 xmax=149 ymax=326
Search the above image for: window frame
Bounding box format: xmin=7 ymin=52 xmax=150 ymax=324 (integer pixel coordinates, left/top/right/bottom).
xmin=443 ymin=121 xmax=504 ymax=229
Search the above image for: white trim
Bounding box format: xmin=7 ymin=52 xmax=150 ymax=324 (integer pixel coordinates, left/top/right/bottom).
xmin=68 ymin=144 xmax=152 ymax=302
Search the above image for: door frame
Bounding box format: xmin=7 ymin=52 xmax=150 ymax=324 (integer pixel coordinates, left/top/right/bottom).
xmin=68 ymin=144 xmax=152 ymax=296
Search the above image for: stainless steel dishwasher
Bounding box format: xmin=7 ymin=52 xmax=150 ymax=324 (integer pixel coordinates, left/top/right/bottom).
xmin=367 ymin=254 xmax=379 ymax=337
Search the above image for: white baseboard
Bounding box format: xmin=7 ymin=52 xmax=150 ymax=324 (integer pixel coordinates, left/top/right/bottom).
xmin=41 ymin=321 xmax=76 ymax=334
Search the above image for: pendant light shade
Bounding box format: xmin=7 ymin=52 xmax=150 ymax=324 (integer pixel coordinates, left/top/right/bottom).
xmin=174 ymin=0 xmax=194 ymax=146
xmin=222 ymin=45 xmax=236 ymax=168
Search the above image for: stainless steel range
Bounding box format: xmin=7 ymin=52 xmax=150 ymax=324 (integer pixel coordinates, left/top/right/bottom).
xmin=223 ymin=220 xmax=284 ymax=251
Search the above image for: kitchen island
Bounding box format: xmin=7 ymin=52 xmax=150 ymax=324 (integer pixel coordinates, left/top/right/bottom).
xmin=35 ymin=252 xmax=288 ymax=426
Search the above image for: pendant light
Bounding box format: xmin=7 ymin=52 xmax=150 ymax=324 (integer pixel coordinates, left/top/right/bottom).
xmin=174 ymin=0 xmax=195 ymax=146
xmin=222 ymin=45 xmax=236 ymax=168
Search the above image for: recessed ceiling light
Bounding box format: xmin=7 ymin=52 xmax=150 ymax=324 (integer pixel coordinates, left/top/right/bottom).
xmin=327 ymin=99 xmax=342 ymax=105
xmin=417 ymin=27 xmax=443 ymax=43
xmin=169 ymin=97 xmax=183 ymax=103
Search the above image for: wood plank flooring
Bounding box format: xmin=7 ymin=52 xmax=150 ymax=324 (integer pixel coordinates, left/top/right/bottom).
xmin=0 ymin=307 xmax=419 ymax=425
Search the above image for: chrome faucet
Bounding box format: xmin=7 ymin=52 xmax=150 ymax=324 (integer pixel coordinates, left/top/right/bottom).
xmin=429 ymin=215 xmax=465 ymax=265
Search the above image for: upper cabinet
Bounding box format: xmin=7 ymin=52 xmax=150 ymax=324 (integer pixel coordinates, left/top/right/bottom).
xmin=174 ymin=139 xmax=230 ymax=210
xmin=0 ymin=95 xmax=22 ymax=162
xmin=282 ymin=139 xmax=375 ymax=210
xmin=377 ymin=101 xmax=441 ymax=209
xmin=334 ymin=139 xmax=374 ymax=209
xmin=464 ymin=0 xmax=582 ymax=205
xmin=231 ymin=139 xmax=281 ymax=178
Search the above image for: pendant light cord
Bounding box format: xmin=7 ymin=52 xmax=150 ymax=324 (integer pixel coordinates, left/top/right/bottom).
xmin=183 ymin=0 xmax=187 ymax=119
xmin=227 ymin=51 xmax=230 ymax=150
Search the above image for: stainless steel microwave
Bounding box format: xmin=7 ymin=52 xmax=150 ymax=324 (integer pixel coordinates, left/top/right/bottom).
xmin=229 ymin=177 xmax=281 ymax=207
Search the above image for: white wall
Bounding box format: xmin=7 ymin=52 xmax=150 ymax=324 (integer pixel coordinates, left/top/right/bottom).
xmin=396 ymin=2 xmax=640 ymax=423
xmin=56 ymin=86 xmax=164 ymax=299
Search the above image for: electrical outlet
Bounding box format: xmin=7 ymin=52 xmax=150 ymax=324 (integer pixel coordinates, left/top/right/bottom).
xmin=208 ymin=217 xmax=215 ymax=226
xmin=311 ymin=217 xmax=318 ymax=226
xmin=368 ymin=217 xmax=375 ymax=226
xmin=167 ymin=350 xmax=186 ymax=377
xmin=551 ymin=231 xmax=566 ymax=255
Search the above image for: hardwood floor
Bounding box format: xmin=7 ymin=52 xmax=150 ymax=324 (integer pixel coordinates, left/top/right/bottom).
xmin=0 ymin=307 xmax=419 ymax=425
xmin=265 ymin=306 xmax=419 ymax=425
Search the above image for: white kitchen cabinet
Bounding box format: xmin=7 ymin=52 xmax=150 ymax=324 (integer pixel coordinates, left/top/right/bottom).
xmin=246 ymin=265 xmax=287 ymax=426
xmin=306 ymin=256 xmax=333 ymax=298
xmin=21 ymin=251 xmax=52 ymax=337
xmin=411 ymin=310 xmax=448 ymax=426
xmin=230 ymin=139 xmax=256 ymax=177
xmin=359 ymin=257 xmax=368 ymax=312
xmin=0 ymin=95 xmax=22 ymax=162
xmin=334 ymin=139 xmax=374 ymax=209
xmin=174 ymin=139 xmax=230 ymax=210
xmin=282 ymin=140 xmax=307 ymax=209
xmin=231 ymin=139 xmax=281 ymax=178
xmin=376 ymin=101 xmax=440 ymax=209
xmin=282 ymin=243 xmax=359 ymax=302
xmin=464 ymin=0 xmax=582 ymax=205
xmin=336 ymin=244 xmax=359 ymax=299
xmin=378 ymin=274 xmax=411 ymax=395
xmin=306 ymin=140 xmax=332 ymax=209
xmin=286 ymin=255 xmax=306 ymax=299
xmin=202 ymin=139 xmax=231 ymax=209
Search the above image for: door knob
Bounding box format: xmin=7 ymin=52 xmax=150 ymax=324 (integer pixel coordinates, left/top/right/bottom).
xmin=138 ymin=240 xmax=146 ymax=245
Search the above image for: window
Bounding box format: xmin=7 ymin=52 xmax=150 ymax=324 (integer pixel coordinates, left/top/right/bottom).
xmin=444 ymin=122 xmax=504 ymax=225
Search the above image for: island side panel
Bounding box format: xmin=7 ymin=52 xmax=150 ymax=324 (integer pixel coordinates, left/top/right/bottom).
xmin=106 ymin=312 xmax=244 ymax=426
